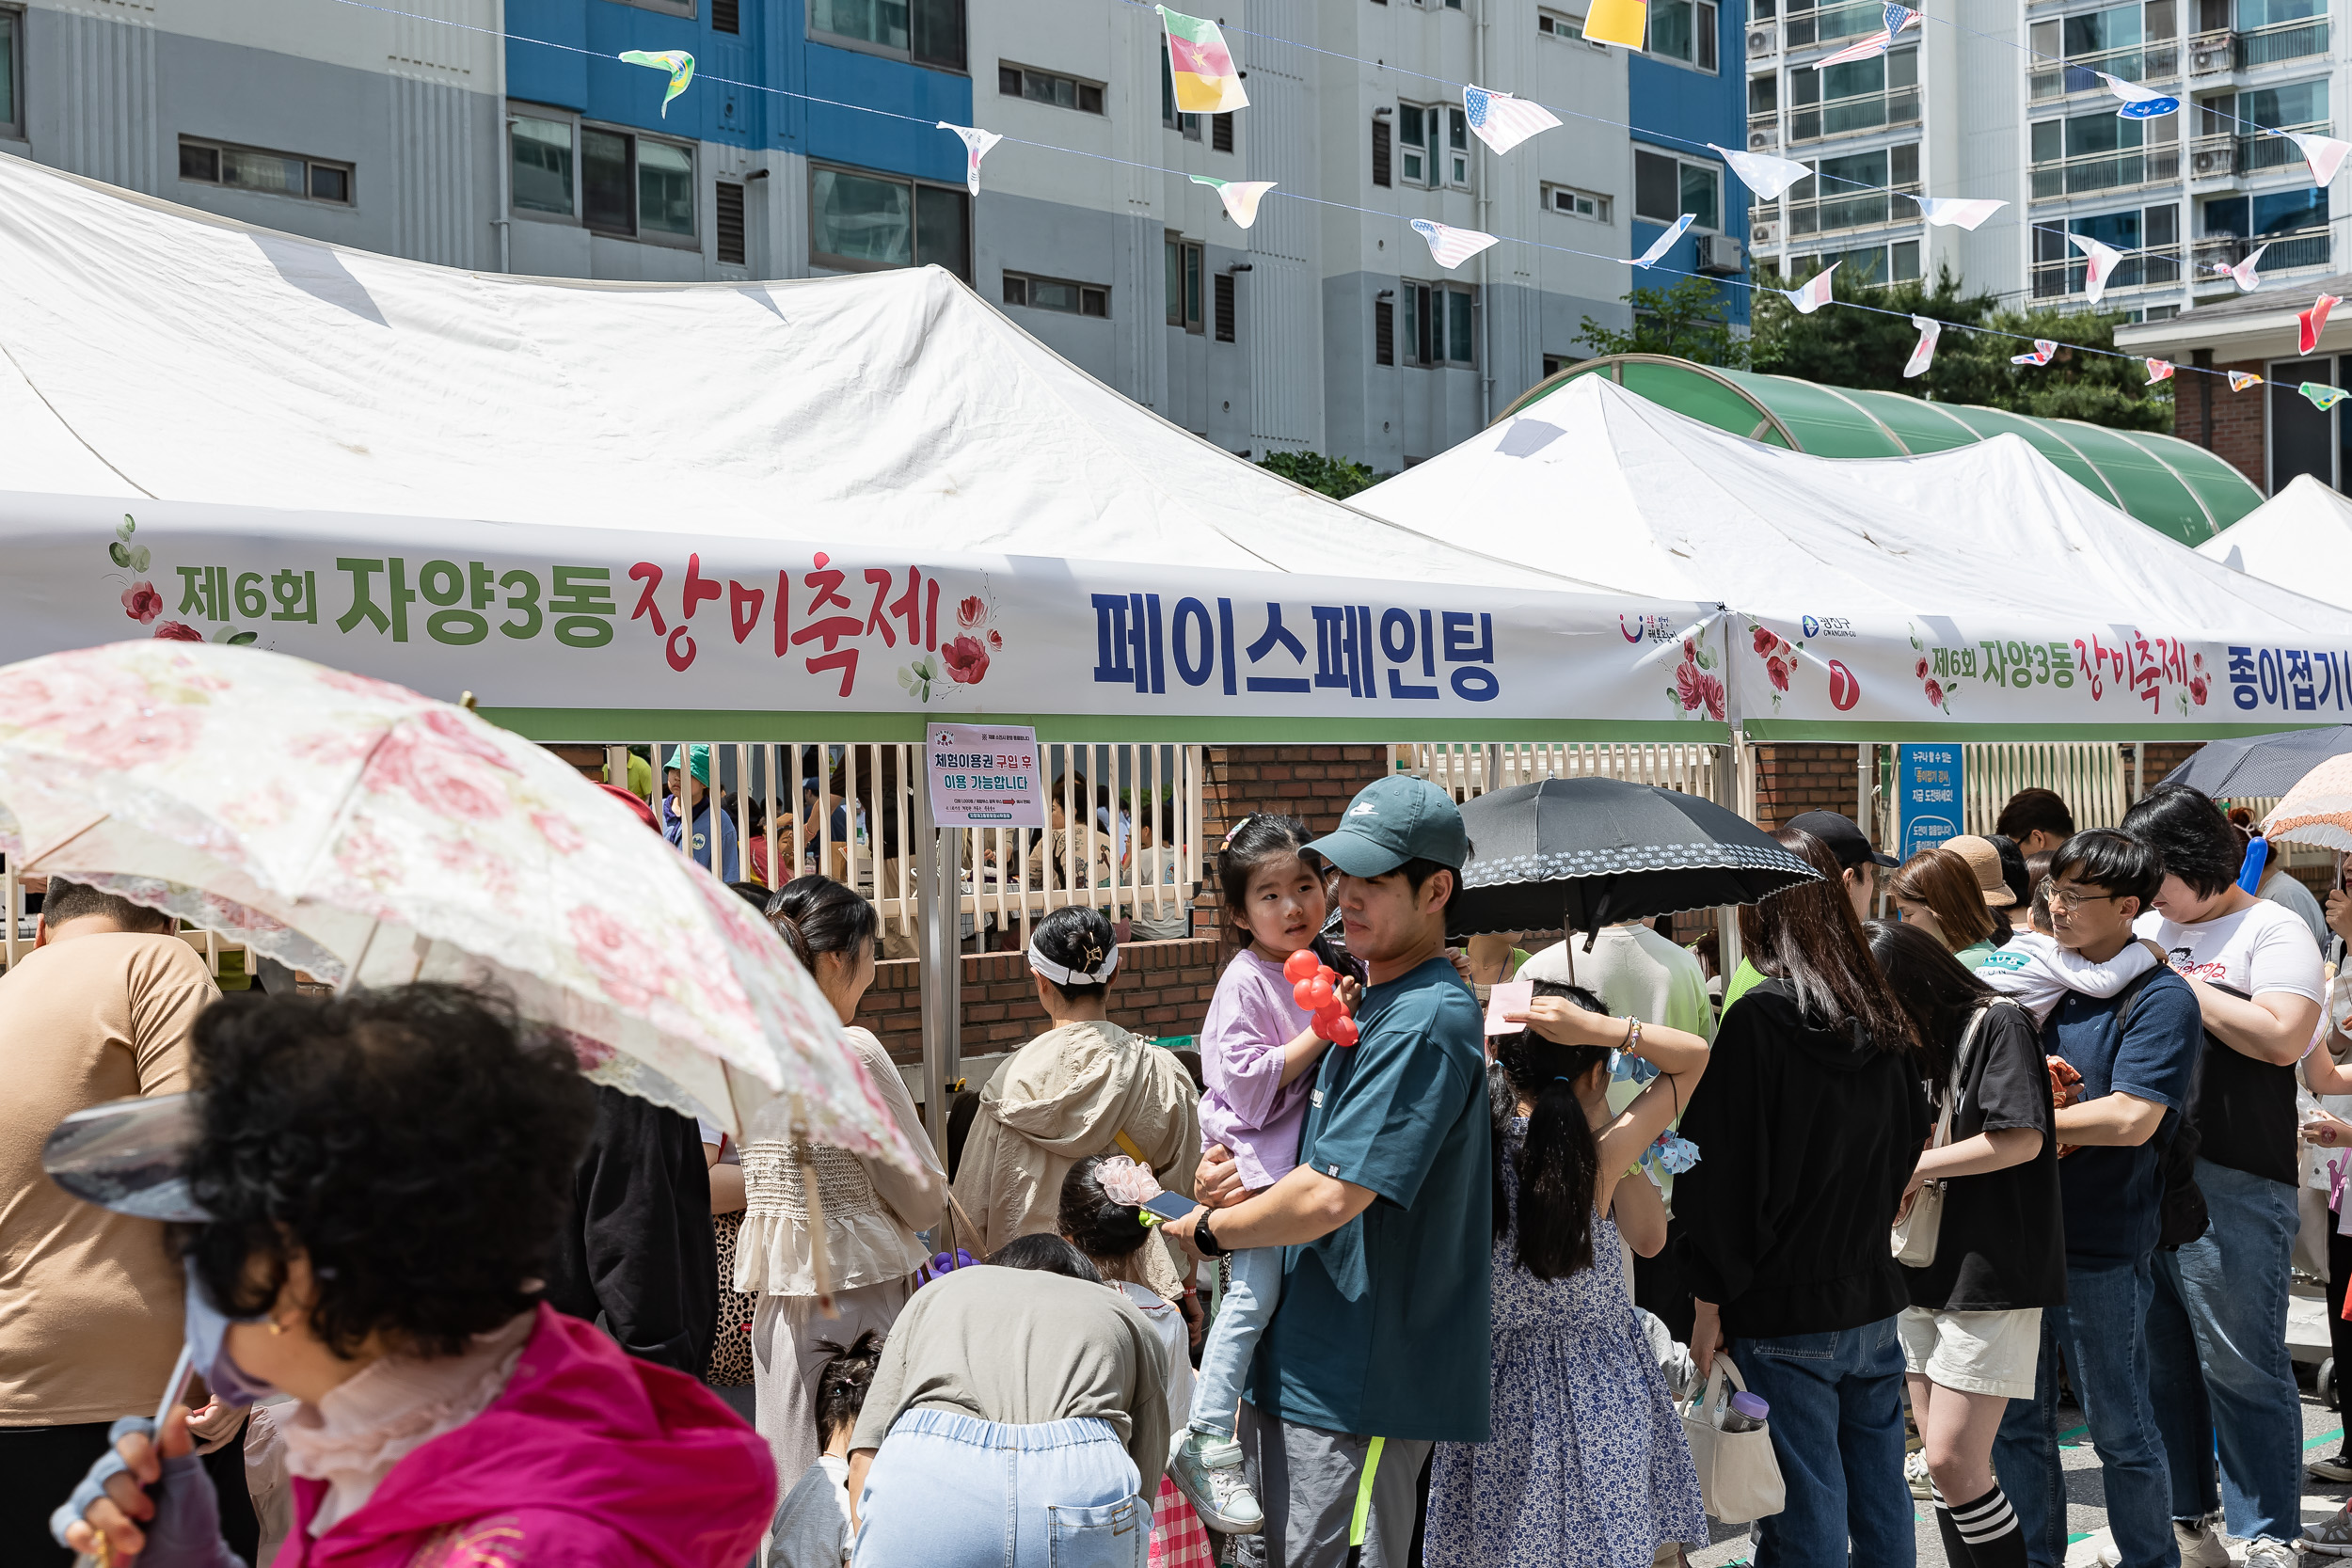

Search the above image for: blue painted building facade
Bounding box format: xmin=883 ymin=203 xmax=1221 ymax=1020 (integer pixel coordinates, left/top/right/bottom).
xmin=1628 ymin=0 xmax=1750 ymax=325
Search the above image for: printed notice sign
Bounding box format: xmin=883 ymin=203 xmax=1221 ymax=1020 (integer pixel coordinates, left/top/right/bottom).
xmin=1897 ymin=742 xmax=1966 ymax=861
xmin=926 ymin=723 xmax=1046 ymax=827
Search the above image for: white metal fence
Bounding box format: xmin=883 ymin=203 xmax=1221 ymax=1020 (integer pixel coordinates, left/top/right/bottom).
xmin=1403 ymin=741 xmax=1737 ymax=807
xmin=1957 ymin=743 xmax=2137 ymax=835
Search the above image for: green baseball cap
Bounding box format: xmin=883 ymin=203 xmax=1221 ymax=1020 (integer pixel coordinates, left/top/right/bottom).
xmin=1306 ymin=775 xmax=1469 ymax=879
xmin=662 ymin=744 xmax=710 ymax=785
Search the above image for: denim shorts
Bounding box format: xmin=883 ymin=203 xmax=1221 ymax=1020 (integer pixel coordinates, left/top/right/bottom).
xmin=852 ymin=1408 xmax=1149 ymax=1568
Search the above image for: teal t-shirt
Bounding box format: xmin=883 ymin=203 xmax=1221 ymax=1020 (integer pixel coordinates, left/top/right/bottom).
xmin=1248 ymin=957 xmax=1493 ymax=1443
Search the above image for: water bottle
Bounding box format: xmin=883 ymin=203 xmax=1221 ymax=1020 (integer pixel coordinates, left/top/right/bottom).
xmin=1720 ymin=1391 xmax=1770 ymax=1433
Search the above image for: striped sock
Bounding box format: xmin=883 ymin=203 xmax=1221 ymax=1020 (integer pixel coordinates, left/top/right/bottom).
xmin=1930 ymin=1483 xmax=1977 ymax=1566
xmin=1949 ymin=1482 xmax=2026 ymax=1568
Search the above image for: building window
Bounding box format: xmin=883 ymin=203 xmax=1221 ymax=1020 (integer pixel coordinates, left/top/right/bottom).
xmin=812 ymin=0 xmax=964 ymax=71
xmin=712 ymin=0 xmax=739 ymax=31
xmin=1546 ymin=183 xmax=1613 ymax=221
xmin=0 ymin=8 xmax=21 ymax=141
xmin=1373 ymin=117 xmax=1393 ymax=186
xmin=1213 ymin=111 xmax=1234 ymax=152
xmin=572 ymin=127 xmax=695 ymax=242
xmin=716 ymin=180 xmax=746 ymax=264
xmin=1750 ymin=73 xmax=1778 ymax=117
xmin=1633 ymin=149 xmax=1721 ymax=230
xmin=1649 ymin=0 xmax=1719 ymax=69
xmin=1166 ymin=237 xmax=1204 ymax=331
xmin=178 ymin=137 xmax=354 ymax=205
xmin=1215 ymin=272 xmax=1236 ymax=341
xmin=811 ymin=164 xmax=972 ymax=279
xmin=510 ymin=112 xmax=576 ymax=217
xmin=1784 ymin=240 xmax=1921 ymax=284
xmin=1004 ymin=271 xmax=1110 ymax=315
xmin=1542 ymin=353 xmax=1567 ymax=374
xmin=2031 ymin=203 xmax=2178 ymax=297
xmin=1396 ymin=104 xmax=1472 ymax=188
xmin=1160 ymin=44 xmax=1201 ymax=137
xmin=1401 ymin=280 xmax=1476 ymax=366
xmin=998 ymin=63 xmax=1104 ymax=113
xmin=1375 ymin=297 xmax=1396 ymax=363
xmin=1537 ymin=8 xmax=1600 ymax=42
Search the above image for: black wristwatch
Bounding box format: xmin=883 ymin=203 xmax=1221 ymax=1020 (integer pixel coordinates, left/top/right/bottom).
xmin=1195 ymin=1209 xmax=1231 ymax=1259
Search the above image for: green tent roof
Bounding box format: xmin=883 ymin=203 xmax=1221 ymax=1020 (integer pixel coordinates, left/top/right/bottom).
xmin=1508 ymin=356 xmax=2263 ymax=546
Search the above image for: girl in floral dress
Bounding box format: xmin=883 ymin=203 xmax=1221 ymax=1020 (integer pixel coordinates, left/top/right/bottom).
xmin=1427 ymin=980 xmax=1713 ymax=1568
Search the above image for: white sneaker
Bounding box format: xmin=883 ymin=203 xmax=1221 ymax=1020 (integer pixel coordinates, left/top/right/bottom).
xmin=2304 ymin=1502 xmax=2352 ymax=1556
xmin=1904 ymin=1449 xmax=1933 ymax=1500
xmin=2173 ymin=1518 xmax=2233 ymax=1568
xmin=2315 ymin=1450 xmax=2352 ymax=1484
xmin=2242 ymin=1538 xmax=2298 ymax=1568
xmin=1168 ymin=1428 xmax=1263 ymax=1536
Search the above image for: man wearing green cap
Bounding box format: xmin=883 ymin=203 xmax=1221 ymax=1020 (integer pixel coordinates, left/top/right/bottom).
xmin=1164 ymin=775 xmax=1490 ymax=1568
xmin=662 ymin=744 xmax=740 ymax=883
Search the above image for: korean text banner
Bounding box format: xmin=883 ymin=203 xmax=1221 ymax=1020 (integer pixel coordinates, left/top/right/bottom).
xmin=0 ymin=495 xmax=1725 ymax=737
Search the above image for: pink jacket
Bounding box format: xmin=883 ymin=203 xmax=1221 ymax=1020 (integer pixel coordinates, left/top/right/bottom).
xmin=273 ymin=1305 xmax=772 ymax=1568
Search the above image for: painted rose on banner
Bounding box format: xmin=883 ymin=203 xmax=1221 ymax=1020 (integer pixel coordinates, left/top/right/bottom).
xmin=1667 ymin=637 xmax=1724 ymax=721
xmin=1742 ymin=620 xmax=1810 ymax=713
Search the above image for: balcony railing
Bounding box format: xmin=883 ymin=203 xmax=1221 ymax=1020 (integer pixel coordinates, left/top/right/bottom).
xmin=2238 ymin=15 xmax=2329 ymax=67
xmin=2029 ymin=141 xmax=2180 ymax=198
xmin=2239 ymin=119 xmax=2331 ymax=173
xmin=1789 ymin=85 xmax=1922 ymax=142
xmin=2188 ymin=27 xmax=2235 ymax=72
xmin=1787 ymin=182 xmax=1922 ymax=237
xmin=2030 ymin=41 xmax=2180 ymax=101
xmin=2031 ymin=243 xmax=2184 ymax=299
xmin=1784 ymin=0 xmax=1887 ymax=48
xmin=2193 ymin=227 xmax=2333 ymax=276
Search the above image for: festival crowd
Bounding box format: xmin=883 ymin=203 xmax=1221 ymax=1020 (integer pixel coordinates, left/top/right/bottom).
xmin=8 ymin=768 xmax=2352 ymax=1568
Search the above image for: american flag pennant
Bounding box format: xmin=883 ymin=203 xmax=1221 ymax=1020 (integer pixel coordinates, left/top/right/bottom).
xmin=2068 ymin=233 xmax=2124 ymax=307
xmin=937 ymin=123 xmax=1004 ymax=196
xmin=1410 ymin=218 xmax=1500 ymax=270
xmin=2145 ymin=358 xmax=2174 ymax=385
xmin=1815 ymin=3 xmax=1922 ymax=67
xmin=2300 ymin=382 xmax=2350 ymax=411
xmin=1632 ymin=213 xmax=1695 ymax=268
xmin=2302 ymin=293 xmax=2342 ymax=354
xmin=1463 ymin=86 xmax=1560 ymax=155
xmin=1784 ymin=263 xmax=1838 ymax=315
xmin=2096 ymin=71 xmax=2180 ymax=119
xmin=1710 ymin=143 xmax=1812 ymax=201
xmin=2228 ymin=371 xmax=2264 ymax=391
xmin=2010 ymin=339 xmax=2058 ymax=366
xmin=1190 ymin=175 xmax=1277 ymax=228
xmin=1912 ymin=195 xmax=2007 ymax=230
xmin=1903 ymin=315 xmax=1939 ymax=379
xmin=2291 ymin=132 xmax=2352 ymax=188
xmin=2210 ymin=245 xmax=2268 ymax=292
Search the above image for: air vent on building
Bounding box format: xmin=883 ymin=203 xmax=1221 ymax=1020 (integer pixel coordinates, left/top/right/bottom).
xmin=716 ymin=181 xmax=746 ymax=265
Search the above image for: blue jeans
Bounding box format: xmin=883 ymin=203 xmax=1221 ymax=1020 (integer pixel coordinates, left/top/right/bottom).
xmin=852 ymin=1409 xmax=1149 ymax=1568
xmin=1190 ymin=1245 xmax=1283 ymax=1437
xmin=1994 ymin=1255 xmax=2174 ymax=1568
xmin=1730 ymin=1316 xmax=1915 ymax=1568
xmin=2146 ymin=1158 xmax=2302 ymax=1545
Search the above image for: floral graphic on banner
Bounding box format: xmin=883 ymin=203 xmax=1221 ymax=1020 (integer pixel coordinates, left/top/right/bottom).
xmin=1909 ymin=623 xmax=1962 ymax=714
xmin=1667 ymin=636 xmax=1724 ymax=721
xmin=109 ymin=514 xmax=263 ymax=645
xmin=902 ymin=579 xmax=1001 ymax=704
xmin=1743 ymin=620 xmax=1807 ymax=714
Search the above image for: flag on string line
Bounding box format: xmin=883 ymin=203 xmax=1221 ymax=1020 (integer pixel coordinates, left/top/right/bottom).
xmin=2210 ymin=245 xmax=2268 ymax=292
xmin=1816 ymin=3 xmax=1922 ymax=68
xmin=937 ymin=124 xmax=1003 ymax=197
xmin=2291 ymin=132 xmax=2352 ymax=188
xmin=2068 ymin=233 xmax=2124 ymax=307
xmin=1410 ymin=218 xmax=1500 ymax=270
xmin=1632 ymin=213 xmax=1694 ymax=267
xmin=1191 ymin=176 xmax=1277 ymax=228
xmin=617 ymin=50 xmax=695 ymax=117
xmin=1903 ymin=316 xmax=1940 ymax=379
xmin=2301 ymin=383 xmax=2350 ymax=411
xmin=1785 ymin=263 xmax=1837 ymax=314
xmin=1463 ymin=87 xmax=1560 ymax=155
xmin=2229 ymin=371 xmax=2265 ymax=391
xmin=2097 ymin=71 xmax=2180 ymax=119
xmin=2302 ymin=293 xmax=2342 ymax=355
xmin=1159 ymin=7 xmax=1248 ymax=113
xmin=1912 ymin=195 xmax=2006 ymax=230
xmin=1582 ymin=0 xmax=1647 ymax=48
xmin=2011 ymin=339 xmax=2058 ymax=366
xmin=1711 ymin=144 xmax=1812 ymax=200
xmin=2145 ymin=359 xmax=2175 ymax=385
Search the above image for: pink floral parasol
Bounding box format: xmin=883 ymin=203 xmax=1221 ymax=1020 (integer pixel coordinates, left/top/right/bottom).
xmin=0 ymin=641 xmax=916 ymax=1166
xmin=2265 ymin=753 xmax=2352 ymax=856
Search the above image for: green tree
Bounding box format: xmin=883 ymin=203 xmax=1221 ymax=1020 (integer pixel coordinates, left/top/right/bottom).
xmin=1749 ymin=268 xmax=1996 ymax=391
xmin=1578 ymin=277 xmax=1750 ymax=368
xmin=1258 ymin=450 xmax=1377 ymax=499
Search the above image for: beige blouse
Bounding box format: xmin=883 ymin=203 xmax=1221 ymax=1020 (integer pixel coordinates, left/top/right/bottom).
xmin=737 ymin=1025 xmax=947 ymax=1296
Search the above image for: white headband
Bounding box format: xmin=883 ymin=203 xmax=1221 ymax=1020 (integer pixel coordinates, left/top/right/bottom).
xmin=1027 ymin=936 xmax=1120 ymax=988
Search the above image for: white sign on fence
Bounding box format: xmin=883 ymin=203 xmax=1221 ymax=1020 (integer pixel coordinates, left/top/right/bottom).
xmin=926 ymin=724 xmax=1046 ymax=827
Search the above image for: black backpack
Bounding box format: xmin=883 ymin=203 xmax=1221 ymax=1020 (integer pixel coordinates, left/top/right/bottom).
xmin=2106 ymin=966 xmax=2208 ymax=1252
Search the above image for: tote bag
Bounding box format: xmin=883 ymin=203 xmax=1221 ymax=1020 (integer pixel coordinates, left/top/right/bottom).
xmin=1679 ymin=1356 xmax=1786 ymax=1523
xmin=1891 ymin=1004 xmax=2001 ymax=1268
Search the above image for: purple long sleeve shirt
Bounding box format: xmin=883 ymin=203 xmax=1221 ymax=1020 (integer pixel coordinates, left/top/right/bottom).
xmin=1197 ymin=949 xmax=1318 ymax=1189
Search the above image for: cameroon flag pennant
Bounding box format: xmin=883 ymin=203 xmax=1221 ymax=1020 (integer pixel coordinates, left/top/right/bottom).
xmin=1159 ymin=7 xmax=1248 ymax=113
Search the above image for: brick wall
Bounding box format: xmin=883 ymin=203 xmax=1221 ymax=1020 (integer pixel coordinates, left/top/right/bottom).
xmin=1200 ymin=744 xmax=1393 ymax=846
xmin=1751 ymin=744 xmax=1863 ymax=832
xmin=2171 ymin=359 xmax=2265 ymax=492
xmin=2137 ymin=741 xmax=2202 ymax=790
xmin=860 ymin=935 xmax=1225 ymax=1069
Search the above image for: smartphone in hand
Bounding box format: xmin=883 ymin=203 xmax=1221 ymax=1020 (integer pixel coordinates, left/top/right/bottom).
xmin=1141 ymin=1191 xmax=1201 ymax=1225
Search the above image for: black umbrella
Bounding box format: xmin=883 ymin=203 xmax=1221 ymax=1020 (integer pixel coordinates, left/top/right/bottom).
xmin=2159 ymin=726 xmax=2352 ymax=800
xmin=1450 ymin=776 xmax=1821 ymax=940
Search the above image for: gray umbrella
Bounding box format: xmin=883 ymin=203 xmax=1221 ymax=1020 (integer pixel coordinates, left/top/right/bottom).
xmin=2158 ymin=726 xmax=2352 ymax=800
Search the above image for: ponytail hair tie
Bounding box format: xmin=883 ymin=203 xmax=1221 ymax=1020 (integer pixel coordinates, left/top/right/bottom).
xmin=1219 ymin=813 xmax=1260 ymax=850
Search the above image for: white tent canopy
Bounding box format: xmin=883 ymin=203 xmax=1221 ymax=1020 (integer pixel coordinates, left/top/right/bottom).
xmin=1354 ymin=375 xmax=2352 ymax=738
xmin=2198 ymin=474 xmax=2352 ymax=613
xmin=0 ymin=154 xmax=1714 ymax=737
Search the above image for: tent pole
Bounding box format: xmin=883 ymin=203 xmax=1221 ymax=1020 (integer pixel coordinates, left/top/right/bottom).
xmin=1717 ymin=734 xmax=1745 ymax=981
xmin=915 ymin=775 xmax=958 ymax=1167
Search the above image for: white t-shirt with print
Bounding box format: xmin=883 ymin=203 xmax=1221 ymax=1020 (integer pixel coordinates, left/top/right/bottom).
xmin=2135 ymin=896 xmax=2324 ymax=1004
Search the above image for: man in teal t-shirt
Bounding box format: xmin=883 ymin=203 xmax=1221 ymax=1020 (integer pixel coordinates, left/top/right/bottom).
xmin=1168 ymin=776 xmax=1490 ymax=1568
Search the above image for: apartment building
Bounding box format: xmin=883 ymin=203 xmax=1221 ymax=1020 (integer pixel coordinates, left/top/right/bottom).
xmin=5 ymin=0 xmax=1744 ymax=468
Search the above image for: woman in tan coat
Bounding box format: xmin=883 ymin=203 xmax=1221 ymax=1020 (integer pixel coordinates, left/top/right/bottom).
xmin=953 ymin=905 xmax=1201 ymax=1302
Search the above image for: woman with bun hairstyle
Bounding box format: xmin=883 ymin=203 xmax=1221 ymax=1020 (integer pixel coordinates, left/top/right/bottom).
xmin=951 ymin=906 xmax=1201 ymax=1306
xmin=740 ymin=876 xmax=952 ymax=1497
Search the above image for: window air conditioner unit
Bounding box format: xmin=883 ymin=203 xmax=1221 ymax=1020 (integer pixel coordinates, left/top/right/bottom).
xmin=1750 ymin=219 xmax=1780 ymax=246
xmin=1697 ymin=233 xmax=1745 ymax=275
xmin=1748 ymin=26 xmax=1776 ymax=54
xmin=1749 ymin=126 xmax=1781 ymax=151
xmin=2191 ymin=145 xmax=2233 ymax=176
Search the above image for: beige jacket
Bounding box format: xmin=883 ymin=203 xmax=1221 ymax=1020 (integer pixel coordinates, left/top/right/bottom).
xmin=952 ymin=1019 xmax=1201 ymax=1300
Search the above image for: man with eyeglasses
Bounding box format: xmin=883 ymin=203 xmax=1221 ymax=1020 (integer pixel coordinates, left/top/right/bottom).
xmin=1991 ymin=830 xmax=2203 ymax=1568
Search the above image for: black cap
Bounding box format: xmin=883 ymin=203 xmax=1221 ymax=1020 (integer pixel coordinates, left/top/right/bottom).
xmin=1785 ymin=810 xmax=1899 ymax=870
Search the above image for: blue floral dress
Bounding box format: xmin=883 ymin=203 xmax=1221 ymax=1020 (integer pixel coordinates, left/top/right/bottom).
xmin=1426 ymin=1119 xmax=1708 ymax=1567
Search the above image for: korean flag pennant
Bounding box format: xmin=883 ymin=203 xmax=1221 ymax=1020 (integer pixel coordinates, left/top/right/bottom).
xmin=937 ymin=123 xmax=1004 ymax=196
xmin=1463 ymin=86 xmax=1561 ymax=155
xmin=2300 ymin=382 xmax=2350 ymax=411
xmin=2292 ymin=132 xmax=2352 ymax=188
xmin=2069 ymin=233 xmax=2124 ymax=307
xmin=1903 ymin=315 xmax=1940 ymax=379
xmin=2228 ymin=370 xmax=2265 ymax=391
xmin=2145 ymin=358 xmax=2175 ymax=385
xmin=1410 ymin=219 xmax=1501 ymax=270
xmin=2301 ymin=292 xmax=2342 ymax=354
xmin=2011 ymin=339 xmax=2058 ymax=366
xmin=2211 ymin=245 xmax=2268 ymax=292
xmin=1911 ymin=195 xmax=2008 ymax=230
xmin=1784 ymin=263 xmax=1838 ymax=315
xmin=1711 ymin=144 xmax=1812 ymax=201
xmin=1190 ymin=175 xmax=1278 ymax=228
xmin=1632 ymin=213 xmax=1695 ymax=268
xmin=2096 ymin=71 xmax=2180 ymax=119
